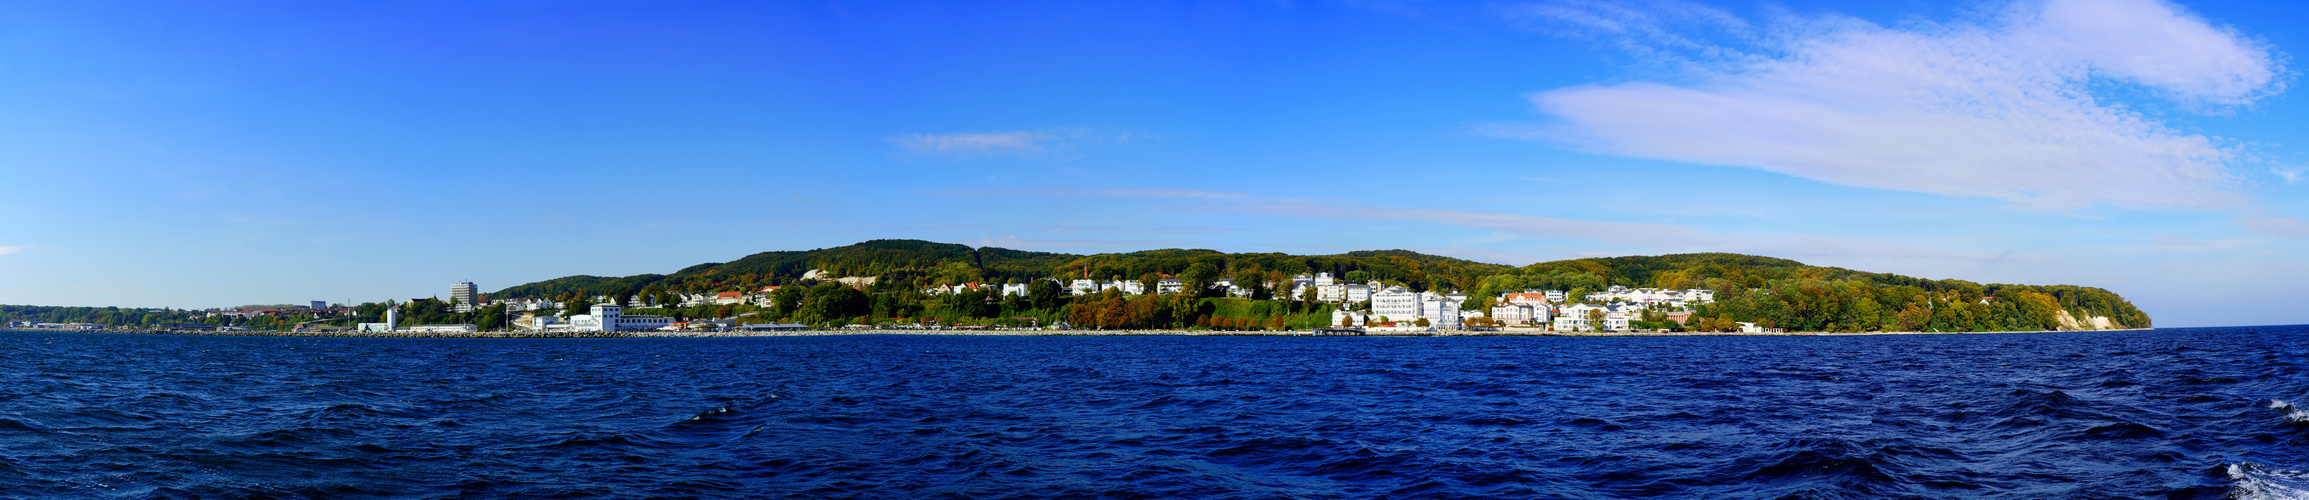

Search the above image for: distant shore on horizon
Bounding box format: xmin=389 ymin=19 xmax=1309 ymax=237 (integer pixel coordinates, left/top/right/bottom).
xmin=0 ymin=326 xmax=2159 ymax=339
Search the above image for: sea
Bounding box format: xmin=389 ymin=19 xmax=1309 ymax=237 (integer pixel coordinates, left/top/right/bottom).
xmin=2 ymin=326 xmax=2307 ymax=499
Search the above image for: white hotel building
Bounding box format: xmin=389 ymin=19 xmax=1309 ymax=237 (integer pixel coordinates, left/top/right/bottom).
xmin=568 ymin=305 xmax=673 ymax=332
xmin=1369 ymin=285 xmax=1467 ymax=329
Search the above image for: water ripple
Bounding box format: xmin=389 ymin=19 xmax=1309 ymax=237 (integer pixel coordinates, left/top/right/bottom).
xmin=2 ymin=327 xmax=2308 ymax=497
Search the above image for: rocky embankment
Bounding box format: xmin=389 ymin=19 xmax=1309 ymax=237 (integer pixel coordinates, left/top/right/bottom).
xmin=8 ymin=326 xmax=2152 ymax=339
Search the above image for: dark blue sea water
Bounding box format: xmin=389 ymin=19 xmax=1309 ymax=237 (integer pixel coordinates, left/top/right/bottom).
xmin=4 ymin=327 xmax=2308 ymax=498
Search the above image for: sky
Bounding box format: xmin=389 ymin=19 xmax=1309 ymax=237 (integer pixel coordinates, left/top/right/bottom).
xmin=1 ymin=0 xmax=2305 ymax=327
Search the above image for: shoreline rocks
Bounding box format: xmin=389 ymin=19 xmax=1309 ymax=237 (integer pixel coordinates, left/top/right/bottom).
xmin=6 ymin=327 xmax=2152 ymax=339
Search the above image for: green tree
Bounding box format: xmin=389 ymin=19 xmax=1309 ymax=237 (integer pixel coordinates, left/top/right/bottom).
xmin=1028 ymin=279 xmax=1063 ymax=309
xmin=475 ymin=303 xmax=509 ymax=331
xmin=1232 ymin=266 xmax=1266 ymax=300
xmin=1180 ymin=263 xmax=1219 ymax=298
xmin=797 ymin=282 xmax=871 ymax=325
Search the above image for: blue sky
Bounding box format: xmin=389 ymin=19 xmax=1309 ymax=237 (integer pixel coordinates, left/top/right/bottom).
xmin=2 ymin=0 xmax=2305 ymax=327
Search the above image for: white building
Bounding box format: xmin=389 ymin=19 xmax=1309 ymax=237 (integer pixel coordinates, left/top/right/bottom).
xmin=1583 ymin=287 xmax=1716 ymax=308
xmin=1329 ymin=309 xmax=1367 ymax=327
xmin=499 ymin=298 xmax=559 ymax=312
xmin=1554 ymin=303 xmax=1644 ymax=332
xmin=1214 ymin=279 xmax=1254 ymax=298
xmin=514 ymin=315 xmax=561 ymax=331
xmin=1369 ymin=286 xmax=1464 ymax=328
xmin=1100 ymin=280 xmax=1144 ymax=295
xmin=1001 ymin=283 xmax=1030 ymax=297
xmin=568 ymin=305 xmax=673 ymax=332
xmin=1070 ymin=279 xmax=1098 ymax=296
xmin=1490 ymin=303 xmax=1547 ymax=326
xmin=1603 ymin=306 xmax=1634 ymax=332
xmin=1555 ymin=303 xmax=1600 ymax=332
xmin=1158 ymin=278 xmax=1182 ymax=295
xmin=1499 ymin=292 xmax=1550 ymax=306
xmin=1421 ymin=291 xmax=1466 ymax=330
xmin=1371 ymin=285 xmax=1420 ymax=323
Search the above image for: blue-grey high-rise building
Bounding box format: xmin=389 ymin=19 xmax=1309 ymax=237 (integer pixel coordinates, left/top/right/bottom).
xmin=451 ymin=282 xmax=478 ymax=313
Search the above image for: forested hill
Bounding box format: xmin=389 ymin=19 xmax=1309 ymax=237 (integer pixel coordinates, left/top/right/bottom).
xmin=490 ymin=240 xmax=2150 ymax=332
xmin=1498 ymin=253 xmax=2151 ymax=331
xmin=491 ymin=239 xmax=1516 ymax=301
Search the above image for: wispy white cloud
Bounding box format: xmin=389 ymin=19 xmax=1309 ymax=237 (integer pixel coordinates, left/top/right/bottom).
xmin=0 ymin=245 xmax=27 ymax=256
xmin=934 ymin=188 xmax=1247 ymax=199
xmin=1220 ymin=203 xmax=1997 ymax=263
xmin=1501 ymin=0 xmax=2282 ymax=210
xmin=2274 ymin=167 xmax=2305 ymax=185
xmin=2240 ymin=216 xmax=2309 ymax=239
xmin=1036 ymin=226 xmax=1242 ymax=233
xmin=890 ymin=131 xmax=1051 ymax=156
xmin=1498 ymin=0 xmax=1753 ymax=66
xmin=889 ymin=128 xmax=1159 ymax=158
xmin=1224 ymin=203 xmax=1708 ymax=248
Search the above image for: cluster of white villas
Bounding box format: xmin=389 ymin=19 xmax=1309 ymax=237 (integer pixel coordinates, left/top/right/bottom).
xmin=919 ymin=272 xmax=1386 ymax=303
xmin=1049 ymin=272 xmax=1383 ymax=303
xmin=1484 ymin=286 xmax=1718 ymax=332
xmin=914 ymin=274 xmax=1723 ymax=333
xmin=471 ymin=277 xmax=1719 ymax=334
xmin=1329 ymin=286 xmax=1469 ymax=331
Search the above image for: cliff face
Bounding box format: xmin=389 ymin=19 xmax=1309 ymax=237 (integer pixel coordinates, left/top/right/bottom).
xmin=2055 ymin=310 xmax=2122 ymax=331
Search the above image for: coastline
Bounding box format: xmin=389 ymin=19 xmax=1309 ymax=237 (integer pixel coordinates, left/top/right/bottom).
xmin=0 ymin=327 xmax=2154 ymax=339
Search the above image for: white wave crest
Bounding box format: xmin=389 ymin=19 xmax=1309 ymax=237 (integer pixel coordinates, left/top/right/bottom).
xmin=2231 ymin=463 xmax=2309 ymax=500
xmin=2272 ymin=399 xmax=2293 ymax=410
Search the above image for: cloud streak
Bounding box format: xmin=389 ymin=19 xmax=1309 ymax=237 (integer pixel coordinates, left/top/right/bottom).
xmin=2240 ymin=216 xmax=2309 ymax=239
xmin=1505 ymin=0 xmax=2282 ymax=210
xmin=933 ymin=188 xmax=1247 ymax=199
xmin=889 ymin=128 xmax=1158 ymax=158
xmin=1221 ymin=203 xmax=1997 ymax=263
xmin=889 ymin=131 xmax=1051 ymax=156
xmin=0 ymin=245 xmax=26 ymax=256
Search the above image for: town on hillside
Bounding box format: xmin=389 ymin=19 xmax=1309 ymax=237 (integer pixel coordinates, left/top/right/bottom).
xmin=1 ymin=243 xmax=2150 ymax=335
xmin=8 ymin=273 xmax=1732 ymax=335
